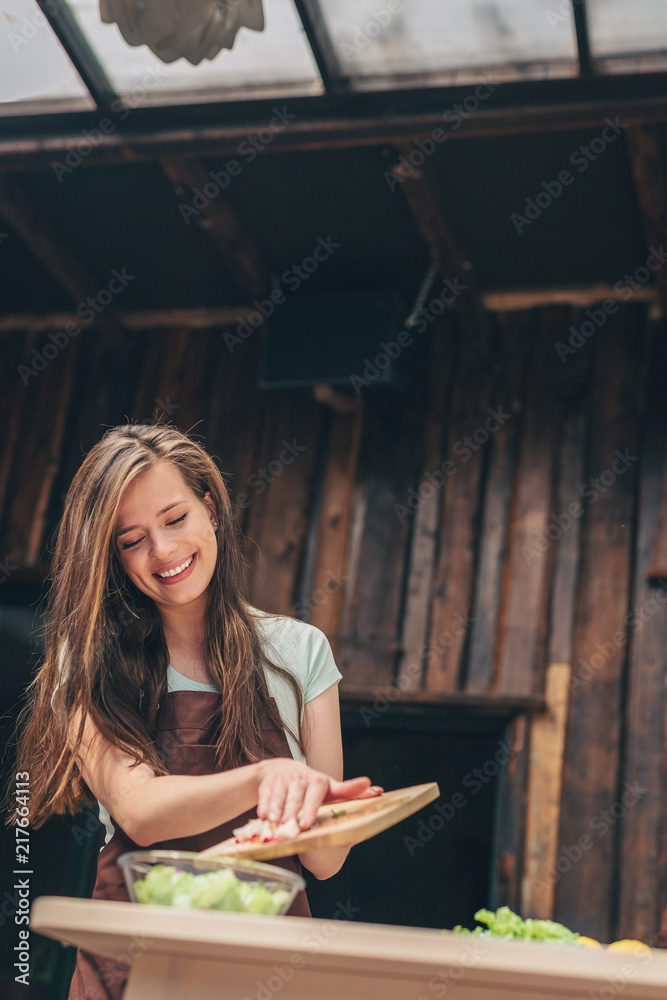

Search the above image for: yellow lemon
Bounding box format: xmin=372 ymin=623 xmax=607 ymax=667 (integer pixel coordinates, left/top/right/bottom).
xmin=578 ymin=937 xmax=603 ymax=949
xmin=606 ymin=940 xmax=652 ymax=954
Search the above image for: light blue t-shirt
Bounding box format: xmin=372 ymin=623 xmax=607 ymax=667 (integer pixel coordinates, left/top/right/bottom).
xmin=165 ymin=610 xmax=342 ymax=763
xmin=92 ymin=610 xmax=342 ymax=844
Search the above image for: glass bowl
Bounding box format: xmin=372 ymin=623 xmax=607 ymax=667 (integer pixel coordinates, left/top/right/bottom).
xmin=118 ymin=850 xmax=304 ymax=915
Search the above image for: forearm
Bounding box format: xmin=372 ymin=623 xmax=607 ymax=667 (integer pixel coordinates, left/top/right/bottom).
xmin=120 ymin=762 xmax=263 ymax=846
xmin=299 ymin=844 xmax=351 ymax=880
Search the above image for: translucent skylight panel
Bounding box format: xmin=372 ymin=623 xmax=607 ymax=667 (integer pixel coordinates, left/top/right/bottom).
xmin=66 ymin=0 xmax=322 ymax=106
xmin=587 ymin=0 xmax=667 ymax=74
xmin=319 ymin=0 xmax=579 ymax=88
xmin=0 ymin=0 xmax=93 ymax=114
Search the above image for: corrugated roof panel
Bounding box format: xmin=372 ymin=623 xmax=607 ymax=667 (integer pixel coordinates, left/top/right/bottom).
xmin=67 ymin=0 xmax=322 ymax=106
xmin=0 ymin=0 xmax=93 ymax=113
xmin=587 ymin=0 xmax=667 ymax=74
xmin=317 ymin=0 xmax=578 ymax=89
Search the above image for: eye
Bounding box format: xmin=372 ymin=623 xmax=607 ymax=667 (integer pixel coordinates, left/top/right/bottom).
xmin=120 ymin=511 xmax=187 ymax=551
xmin=122 ymin=537 xmax=143 ymax=551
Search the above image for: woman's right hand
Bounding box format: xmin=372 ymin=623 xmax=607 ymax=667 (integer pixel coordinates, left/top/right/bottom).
xmin=255 ymin=757 xmax=381 ymax=831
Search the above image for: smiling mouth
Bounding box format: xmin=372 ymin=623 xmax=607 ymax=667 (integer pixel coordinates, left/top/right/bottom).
xmin=155 ymin=554 xmax=195 ymax=579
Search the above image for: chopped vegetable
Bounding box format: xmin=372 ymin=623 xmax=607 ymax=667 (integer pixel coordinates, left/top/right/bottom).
xmin=232 ymin=816 xmax=301 ymax=845
xmin=134 ymin=864 xmax=291 ymax=913
xmin=453 ymin=906 xmax=586 ymax=947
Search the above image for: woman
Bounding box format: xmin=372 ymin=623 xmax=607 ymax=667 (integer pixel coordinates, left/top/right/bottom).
xmin=12 ymin=423 xmax=380 ymax=999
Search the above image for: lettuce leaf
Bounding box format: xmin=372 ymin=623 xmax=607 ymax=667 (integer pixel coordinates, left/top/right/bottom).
xmin=452 ymin=906 xmax=585 ymax=946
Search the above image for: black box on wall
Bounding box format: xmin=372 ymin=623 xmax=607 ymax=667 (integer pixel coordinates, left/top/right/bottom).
xmin=259 ymin=289 xmax=419 ymax=392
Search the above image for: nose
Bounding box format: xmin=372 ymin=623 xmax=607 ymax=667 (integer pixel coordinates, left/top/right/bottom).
xmin=149 ymin=528 xmax=177 ymax=563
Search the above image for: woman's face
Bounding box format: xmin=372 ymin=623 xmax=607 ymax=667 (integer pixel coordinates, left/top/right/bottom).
xmin=115 ymin=462 xmax=218 ymax=618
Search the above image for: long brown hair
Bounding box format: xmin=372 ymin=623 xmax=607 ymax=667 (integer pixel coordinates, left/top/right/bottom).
xmin=9 ymin=423 xmax=303 ymax=827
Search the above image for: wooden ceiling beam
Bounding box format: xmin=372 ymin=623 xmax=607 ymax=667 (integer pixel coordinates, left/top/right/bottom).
xmin=483 ymin=283 xmax=659 ymax=311
xmin=0 ymin=307 xmax=252 ymax=332
xmin=391 ymin=143 xmax=485 ymax=323
xmin=3 ymin=74 xmax=667 ymax=170
xmin=0 ymin=173 xmax=103 ymax=303
xmin=0 ymin=173 xmax=129 ymax=341
xmin=0 ymin=285 xmax=659 ymax=335
xmin=162 ymin=158 xmax=271 ymax=299
xmin=625 ymin=124 xmax=667 ymax=312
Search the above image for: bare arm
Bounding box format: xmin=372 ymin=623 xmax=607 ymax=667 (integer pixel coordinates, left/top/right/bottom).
xmin=72 ymin=709 xmax=264 ymax=846
xmin=72 ymin=706 xmax=374 ymax=848
xmin=298 ymin=684 xmax=380 ymax=880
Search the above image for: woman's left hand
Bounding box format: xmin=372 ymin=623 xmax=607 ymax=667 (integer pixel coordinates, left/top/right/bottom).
xmin=256 ymin=759 xmax=382 ymax=830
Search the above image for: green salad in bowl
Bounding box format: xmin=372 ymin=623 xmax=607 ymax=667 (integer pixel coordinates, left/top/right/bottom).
xmin=118 ymin=850 xmax=304 ymax=915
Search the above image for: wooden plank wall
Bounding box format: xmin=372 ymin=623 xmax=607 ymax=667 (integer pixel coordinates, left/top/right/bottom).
xmin=555 ymin=313 xmax=644 ymax=942
xmin=0 ymin=302 xmax=664 ymax=943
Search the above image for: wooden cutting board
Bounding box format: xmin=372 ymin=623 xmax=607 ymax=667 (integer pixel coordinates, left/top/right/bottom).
xmin=200 ymin=782 xmax=440 ymax=861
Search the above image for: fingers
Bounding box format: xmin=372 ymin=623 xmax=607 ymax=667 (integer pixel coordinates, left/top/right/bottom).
xmin=297 ymin=773 xmax=330 ymax=830
xmin=256 ymin=760 xmax=329 ymax=827
xmin=257 ymin=772 xmax=288 ymax=822
xmin=256 ymin=766 xmax=382 ymax=831
xmin=355 ymin=784 xmax=384 ymax=799
xmin=325 ymin=776 xmax=378 ymax=803
xmin=282 ymin=776 xmax=308 ymax=823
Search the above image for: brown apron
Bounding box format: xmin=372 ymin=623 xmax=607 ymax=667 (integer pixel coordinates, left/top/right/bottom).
xmin=68 ymin=691 xmax=311 ymax=1000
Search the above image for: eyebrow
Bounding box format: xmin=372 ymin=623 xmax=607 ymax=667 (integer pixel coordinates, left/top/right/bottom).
xmin=116 ymin=500 xmax=187 ymax=538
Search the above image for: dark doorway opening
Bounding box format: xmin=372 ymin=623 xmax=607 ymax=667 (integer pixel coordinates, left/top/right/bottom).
xmin=306 ymin=703 xmax=507 ymax=932
xmin=0 ymin=592 xmax=104 ymax=1000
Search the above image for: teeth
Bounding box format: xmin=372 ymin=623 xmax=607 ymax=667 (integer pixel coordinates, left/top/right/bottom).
xmin=157 ymin=555 xmax=194 ymax=578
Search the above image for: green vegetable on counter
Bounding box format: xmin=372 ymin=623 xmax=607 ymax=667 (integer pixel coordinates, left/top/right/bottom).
xmin=134 ymin=864 xmax=291 ymax=914
xmin=452 ymin=906 xmax=586 ymax=947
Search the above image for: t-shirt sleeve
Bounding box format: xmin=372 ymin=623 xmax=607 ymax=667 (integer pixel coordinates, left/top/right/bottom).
xmin=303 ymin=625 xmax=343 ymax=703
xmin=255 ymin=611 xmax=343 ymax=709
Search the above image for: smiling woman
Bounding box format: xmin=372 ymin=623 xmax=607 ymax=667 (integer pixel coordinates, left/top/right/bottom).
xmin=6 ymin=422 xmax=380 ymax=1000
xmin=115 ymin=462 xmax=220 ymax=648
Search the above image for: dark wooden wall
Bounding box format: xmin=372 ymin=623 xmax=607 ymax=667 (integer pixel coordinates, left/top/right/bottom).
xmin=1 ymin=306 xmax=665 ymax=943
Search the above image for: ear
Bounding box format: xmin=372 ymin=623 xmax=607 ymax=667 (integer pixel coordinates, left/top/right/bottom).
xmin=203 ymin=491 xmax=218 ymax=528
